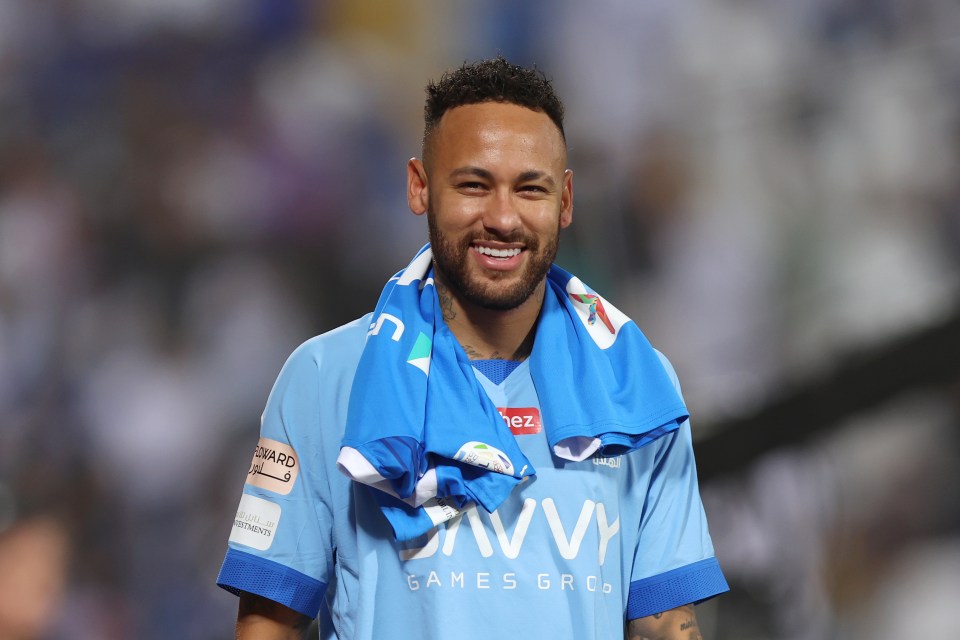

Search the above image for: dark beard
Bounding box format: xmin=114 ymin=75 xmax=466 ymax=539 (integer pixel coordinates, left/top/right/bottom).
xmin=427 ymin=213 xmax=560 ymax=312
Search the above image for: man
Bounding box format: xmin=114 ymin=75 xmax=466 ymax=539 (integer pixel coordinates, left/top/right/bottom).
xmin=217 ymin=57 xmax=727 ymax=639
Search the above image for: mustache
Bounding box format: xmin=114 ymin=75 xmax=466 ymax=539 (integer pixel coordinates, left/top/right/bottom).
xmin=461 ymin=232 xmax=539 ymax=247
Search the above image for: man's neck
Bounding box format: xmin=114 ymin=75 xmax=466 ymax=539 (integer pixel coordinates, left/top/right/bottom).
xmin=436 ymin=280 xmax=543 ymax=361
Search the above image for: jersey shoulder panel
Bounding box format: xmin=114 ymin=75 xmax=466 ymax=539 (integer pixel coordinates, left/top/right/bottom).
xmin=261 ymin=314 xmax=372 ymax=422
xmin=282 ymin=313 xmax=372 ymax=376
xmin=653 ymin=349 xmax=682 ymax=395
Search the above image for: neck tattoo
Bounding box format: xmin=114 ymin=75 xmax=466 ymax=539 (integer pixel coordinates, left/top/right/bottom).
xmin=436 ymin=281 xmax=457 ymax=322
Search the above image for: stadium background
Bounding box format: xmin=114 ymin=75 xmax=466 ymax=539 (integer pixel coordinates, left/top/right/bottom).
xmin=1 ymin=1 xmax=958 ymax=638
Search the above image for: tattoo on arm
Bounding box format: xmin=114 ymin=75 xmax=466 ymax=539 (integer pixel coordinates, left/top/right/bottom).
xmin=681 ymin=616 xmax=702 ymax=639
xmin=680 ymin=617 xmax=699 ymax=632
xmin=625 ymin=604 xmax=702 ymax=640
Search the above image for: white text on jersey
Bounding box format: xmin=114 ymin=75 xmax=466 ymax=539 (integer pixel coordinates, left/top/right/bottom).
xmin=399 ymin=498 xmax=620 ymax=566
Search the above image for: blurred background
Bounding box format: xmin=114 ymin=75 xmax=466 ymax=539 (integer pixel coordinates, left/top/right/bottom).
xmin=1 ymin=0 xmax=959 ymax=638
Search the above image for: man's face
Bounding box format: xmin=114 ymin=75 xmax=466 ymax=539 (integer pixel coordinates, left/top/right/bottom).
xmin=408 ymin=102 xmax=573 ymax=312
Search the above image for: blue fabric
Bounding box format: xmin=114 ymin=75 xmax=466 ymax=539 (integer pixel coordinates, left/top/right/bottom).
xmin=626 ymin=557 xmax=730 ymax=619
xmin=217 ymin=548 xmax=327 ymax=618
xmin=215 ymin=320 xmax=727 ymax=637
xmin=338 ymin=245 xmax=689 ymax=541
xmin=472 ymin=359 xmax=522 ymax=385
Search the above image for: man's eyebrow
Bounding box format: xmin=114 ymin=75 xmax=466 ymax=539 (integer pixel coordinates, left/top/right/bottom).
xmin=517 ymin=170 xmax=556 ymax=187
xmin=449 ymin=166 xmax=557 ymax=188
xmin=449 ymin=166 xmax=494 ymax=181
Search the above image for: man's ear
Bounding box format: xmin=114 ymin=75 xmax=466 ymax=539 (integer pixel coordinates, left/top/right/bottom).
xmin=560 ymin=169 xmax=573 ymax=228
xmin=407 ymin=158 xmax=429 ymax=216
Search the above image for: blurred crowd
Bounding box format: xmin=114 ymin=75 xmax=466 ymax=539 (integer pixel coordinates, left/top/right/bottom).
xmin=0 ymin=1 xmax=958 ymax=638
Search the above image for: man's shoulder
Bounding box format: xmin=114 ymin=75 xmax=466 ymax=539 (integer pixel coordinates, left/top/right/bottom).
xmin=652 ymin=348 xmax=681 ymax=393
xmin=281 ymin=313 xmax=372 ymax=375
xmin=304 ymin=313 xmax=373 ymax=351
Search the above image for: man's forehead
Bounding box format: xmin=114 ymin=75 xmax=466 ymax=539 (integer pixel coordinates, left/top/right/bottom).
xmin=428 ymin=102 xmax=567 ymax=165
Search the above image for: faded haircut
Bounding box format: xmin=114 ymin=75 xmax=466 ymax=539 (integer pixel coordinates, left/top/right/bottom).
xmin=422 ymin=56 xmax=565 ymax=157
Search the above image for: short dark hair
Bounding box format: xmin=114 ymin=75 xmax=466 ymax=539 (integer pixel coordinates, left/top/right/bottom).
xmin=423 ymin=56 xmax=565 ymax=153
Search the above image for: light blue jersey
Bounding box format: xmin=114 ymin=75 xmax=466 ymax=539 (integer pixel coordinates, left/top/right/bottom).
xmin=218 ymin=314 xmax=727 ymax=638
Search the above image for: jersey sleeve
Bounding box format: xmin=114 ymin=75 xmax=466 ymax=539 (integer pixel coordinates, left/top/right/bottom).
xmin=216 ymin=338 xmax=336 ymax=618
xmin=626 ymin=354 xmax=728 ymax=619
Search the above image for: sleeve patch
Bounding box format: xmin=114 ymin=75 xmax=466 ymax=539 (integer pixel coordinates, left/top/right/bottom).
xmin=247 ymin=437 xmax=300 ymax=495
xmin=229 ymin=493 xmax=281 ymax=551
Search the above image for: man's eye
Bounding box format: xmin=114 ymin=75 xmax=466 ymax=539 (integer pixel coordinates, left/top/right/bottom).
xmin=458 ymin=182 xmax=485 ymax=190
xmin=520 ymin=185 xmax=547 ymax=193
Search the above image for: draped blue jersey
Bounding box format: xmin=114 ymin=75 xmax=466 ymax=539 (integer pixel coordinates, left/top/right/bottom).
xmin=217 ymin=315 xmax=727 ymax=638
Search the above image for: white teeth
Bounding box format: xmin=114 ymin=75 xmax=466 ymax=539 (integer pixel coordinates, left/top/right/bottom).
xmin=475 ymin=246 xmax=521 ymax=258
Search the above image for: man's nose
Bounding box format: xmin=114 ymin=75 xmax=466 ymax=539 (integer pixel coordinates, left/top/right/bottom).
xmin=482 ymin=189 xmax=521 ymax=236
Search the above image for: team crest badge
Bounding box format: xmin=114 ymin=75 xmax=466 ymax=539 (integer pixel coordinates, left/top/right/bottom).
xmin=568 ymin=293 xmax=616 ymax=334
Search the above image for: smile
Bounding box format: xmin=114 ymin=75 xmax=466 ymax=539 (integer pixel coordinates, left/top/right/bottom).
xmin=473 ymin=245 xmax=522 ymax=259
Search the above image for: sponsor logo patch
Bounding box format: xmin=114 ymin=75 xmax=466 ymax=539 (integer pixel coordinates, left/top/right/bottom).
xmin=497 ymin=407 xmax=542 ymax=435
xmin=229 ymin=494 xmax=281 ymax=551
xmin=453 ymin=441 xmax=514 ymax=475
xmin=568 ymin=293 xmax=615 ymax=334
xmin=565 ymin=277 xmax=630 ymax=349
xmin=246 ymin=438 xmax=299 ymax=495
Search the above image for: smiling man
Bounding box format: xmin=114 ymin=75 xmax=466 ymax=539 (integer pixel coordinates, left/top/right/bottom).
xmin=411 ymin=98 xmax=572 ymax=362
xmin=217 ymin=57 xmax=727 ymax=640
